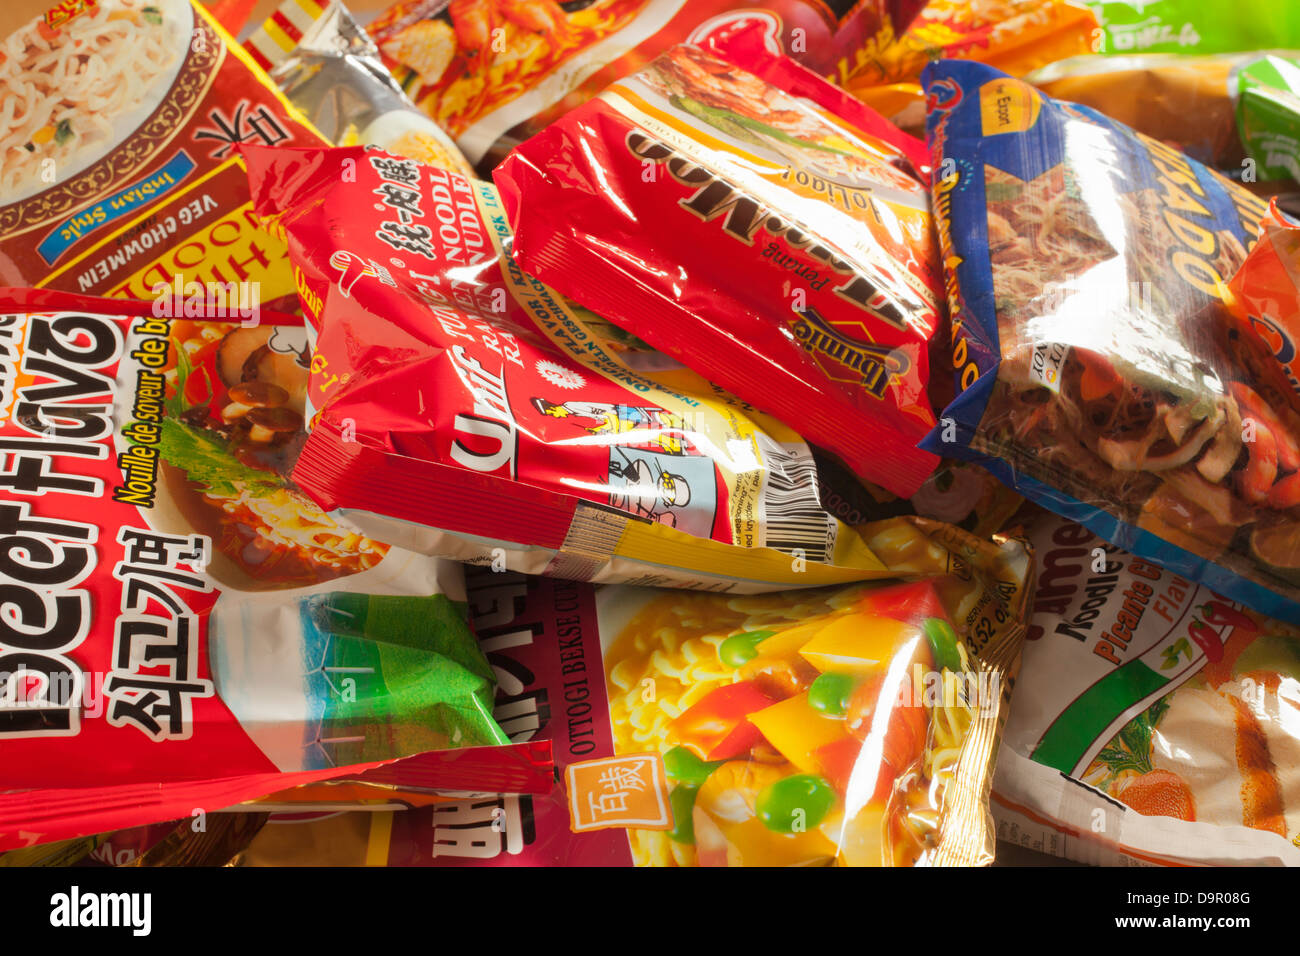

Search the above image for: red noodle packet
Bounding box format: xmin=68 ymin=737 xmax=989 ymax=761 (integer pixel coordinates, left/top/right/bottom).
xmin=493 ymin=39 xmax=943 ymax=498
xmin=243 ymin=142 xmax=966 ymax=591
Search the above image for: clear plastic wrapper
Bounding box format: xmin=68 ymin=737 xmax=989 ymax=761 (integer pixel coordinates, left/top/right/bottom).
xmin=919 ymin=59 xmax=1300 ymax=624
xmin=243 ymin=0 xmax=475 ymax=176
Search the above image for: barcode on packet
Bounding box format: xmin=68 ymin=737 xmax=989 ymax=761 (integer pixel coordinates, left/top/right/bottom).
xmin=753 ymin=433 xmax=836 ymax=565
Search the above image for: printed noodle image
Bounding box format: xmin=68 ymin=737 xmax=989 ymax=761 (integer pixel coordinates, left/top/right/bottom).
xmin=371 ymin=0 xmax=651 ymax=138
xmin=971 ymin=157 xmax=1300 ymax=589
xmin=602 ymin=581 xmax=983 ymax=867
xmin=637 ymin=44 xmax=923 ymax=191
xmin=0 ymin=0 xmax=181 ymax=199
xmin=154 ymin=321 xmax=388 ymax=589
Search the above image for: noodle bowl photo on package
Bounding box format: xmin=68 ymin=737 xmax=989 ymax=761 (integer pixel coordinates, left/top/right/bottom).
xmin=0 ymin=0 xmax=190 ymax=201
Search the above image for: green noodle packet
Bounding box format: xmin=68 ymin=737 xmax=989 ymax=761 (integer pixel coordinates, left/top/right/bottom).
xmin=1086 ymin=1 xmax=1300 ymax=55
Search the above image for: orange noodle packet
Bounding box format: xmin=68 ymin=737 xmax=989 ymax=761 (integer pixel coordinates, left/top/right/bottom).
xmin=1225 ymin=202 xmax=1300 ymax=408
xmin=365 ymin=0 xmax=929 ymax=174
xmin=846 ymin=0 xmax=1100 ymax=132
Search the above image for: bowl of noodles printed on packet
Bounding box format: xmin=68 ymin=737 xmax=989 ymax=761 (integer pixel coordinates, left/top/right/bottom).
xmin=112 ymin=318 xmax=392 ymax=593
xmin=0 ymin=0 xmax=192 ymax=204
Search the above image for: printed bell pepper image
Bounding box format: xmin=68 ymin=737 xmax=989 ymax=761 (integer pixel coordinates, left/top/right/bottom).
xmin=600 ymin=577 xmax=1017 ymax=866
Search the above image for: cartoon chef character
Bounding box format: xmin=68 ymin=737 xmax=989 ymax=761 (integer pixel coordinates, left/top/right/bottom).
xmin=531 ymin=397 xmax=687 ymax=455
xmin=609 ymin=455 xmax=693 ymax=527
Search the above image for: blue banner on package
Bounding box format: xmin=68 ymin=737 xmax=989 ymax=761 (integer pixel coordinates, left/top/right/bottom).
xmin=38 ymin=151 xmax=197 ymax=266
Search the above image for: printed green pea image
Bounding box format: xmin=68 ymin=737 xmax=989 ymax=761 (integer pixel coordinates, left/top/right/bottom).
xmin=667 ymin=784 xmax=700 ymax=844
xmin=663 ymin=745 xmax=723 ymax=786
xmin=756 ymin=774 xmax=835 ymax=833
xmin=924 ymin=617 xmax=962 ymax=672
xmin=718 ymin=630 xmax=775 ymax=668
xmin=807 ymin=672 xmax=854 ymax=716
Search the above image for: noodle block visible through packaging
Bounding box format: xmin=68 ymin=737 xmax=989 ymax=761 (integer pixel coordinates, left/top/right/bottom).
xmin=920 ymin=59 xmax=1300 ymax=624
xmin=245 ymin=140 xmax=981 ymax=591
xmin=995 ymin=510 xmax=1300 ymax=866
xmin=845 ymin=0 xmax=1100 ymax=132
xmin=0 ymin=0 xmax=326 ymax=305
xmin=235 ymin=525 xmax=1032 ymax=866
xmin=0 ymin=287 xmax=550 ymax=851
xmin=495 ymin=41 xmax=943 ymax=500
xmin=365 ymin=0 xmax=929 ymax=174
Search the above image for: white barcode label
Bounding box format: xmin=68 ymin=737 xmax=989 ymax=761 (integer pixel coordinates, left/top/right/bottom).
xmin=753 ymin=433 xmax=836 ymax=564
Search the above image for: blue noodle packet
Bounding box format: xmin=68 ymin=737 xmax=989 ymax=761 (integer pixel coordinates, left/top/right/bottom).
xmin=918 ymin=59 xmax=1300 ymax=623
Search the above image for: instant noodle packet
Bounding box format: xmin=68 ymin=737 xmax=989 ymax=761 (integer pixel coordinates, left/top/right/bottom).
xmin=245 ymin=140 xmax=988 ymax=591
xmin=365 ymin=0 xmax=928 ymax=174
xmin=0 ymin=0 xmax=326 ymax=307
xmin=234 ymin=528 xmax=1033 ymax=867
xmin=0 ymin=287 xmax=550 ymax=850
xmin=495 ymin=41 xmax=943 ymax=499
xmin=242 ymin=0 xmax=476 ymax=177
xmin=845 ymin=0 xmax=1099 ymax=132
xmin=918 ymin=60 xmax=1300 ymax=624
xmin=1084 ymin=1 xmax=1300 ymax=56
xmin=994 ymin=509 xmax=1300 ymax=866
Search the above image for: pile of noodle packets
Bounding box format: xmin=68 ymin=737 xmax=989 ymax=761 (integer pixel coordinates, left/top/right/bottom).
xmin=6 ymin=0 xmax=1300 ymax=874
